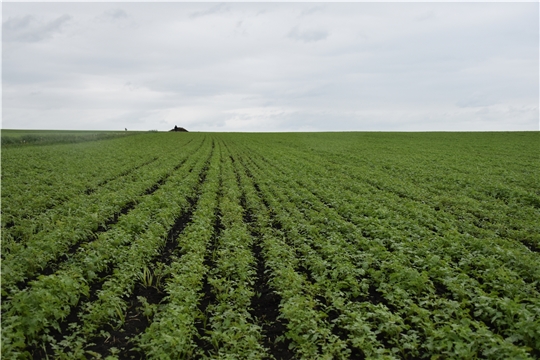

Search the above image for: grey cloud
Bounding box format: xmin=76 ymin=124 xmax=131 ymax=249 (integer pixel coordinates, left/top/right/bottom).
xmin=3 ymin=14 xmax=71 ymax=42
xmin=415 ymin=10 xmax=435 ymax=22
xmin=42 ymin=15 xmax=71 ymax=35
xmin=234 ymin=20 xmax=247 ymax=36
xmin=3 ymin=15 xmax=34 ymax=32
xmin=2 ymin=2 xmax=537 ymax=131
xmin=456 ymin=93 xmax=500 ymax=108
xmin=108 ymin=9 xmax=127 ymax=19
xmin=288 ymin=26 xmax=328 ymax=43
xmin=300 ymin=6 xmax=325 ymax=17
xmin=95 ymin=9 xmax=128 ymax=23
xmin=190 ymin=4 xmax=229 ymax=19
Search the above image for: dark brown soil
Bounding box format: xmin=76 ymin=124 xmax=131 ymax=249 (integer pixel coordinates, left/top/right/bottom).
xmin=85 ymin=284 xmax=165 ymax=360
xmin=249 ymin=243 xmax=293 ymax=360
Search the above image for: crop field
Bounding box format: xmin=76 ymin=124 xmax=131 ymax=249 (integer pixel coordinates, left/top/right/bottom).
xmin=1 ymin=131 xmax=539 ymax=359
xmin=1 ymin=129 xmax=137 ymax=147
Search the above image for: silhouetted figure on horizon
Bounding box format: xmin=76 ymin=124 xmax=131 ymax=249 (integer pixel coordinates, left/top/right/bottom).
xmin=170 ymin=125 xmax=188 ymax=132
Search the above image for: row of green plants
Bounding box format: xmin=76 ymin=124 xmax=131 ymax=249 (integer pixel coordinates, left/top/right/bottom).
xmin=232 ymin=149 xmax=352 ymax=359
xmin=136 ymin=140 xmax=222 ymax=359
xmin=247 ymin=137 xmax=540 ymax=299
xmin=2 ymin=160 xmax=159 ymax=293
xmin=200 ymin=142 xmax=267 ymax=358
xmin=2 ymin=153 xmax=158 ymax=245
xmin=251 ymin=138 xmax=540 ymax=304
xmin=237 ymin=134 xmax=539 ymax=292
xmin=245 ymin=133 xmax=539 ymax=253
xmin=2 ymin=132 xmax=538 ymax=359
xmin=242 ymin=153 xmax=400 ymax=358
xmin=1 ymin=133 xmax=184 ymax=230
xmin=231 ymin=137 xmax=538 ymax=358
xmin=1 ymin=144 xmax=194 ymax=298
xmin=1 ymin=137 xmax=212 ymax=359
xmin=48 ymin=139 xmax=215 ymax=359
xmin=1 ymin=130 xmax=136 ymax=147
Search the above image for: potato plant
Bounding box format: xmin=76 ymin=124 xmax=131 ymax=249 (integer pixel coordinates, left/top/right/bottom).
xmin=1 ymin=131 xmax=538 ymax=359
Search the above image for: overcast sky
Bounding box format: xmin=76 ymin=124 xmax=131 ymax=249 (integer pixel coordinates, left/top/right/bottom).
xmin=2 ymin=2 xmax=539 ymax=132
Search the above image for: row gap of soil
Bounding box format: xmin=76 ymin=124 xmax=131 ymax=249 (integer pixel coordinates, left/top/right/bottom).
xmin=29 ymin=261 xmax=117 ymax=360
xmin=519 ymin=239 xmax=539 ymax=253
xmin=85 ymin=201 xmax=199 ymax=359
xmin=4 ymin=220 xmax=15 ymax=229
xmin=312 ymin=294 xmax=366 ymax=360
xmin=250 ymin=239 xmax=293 ymax=360
xmin=242 ymin=164 xmax=271 ymax=211
xmin=29 ymin=154 xmax=205 ymax=360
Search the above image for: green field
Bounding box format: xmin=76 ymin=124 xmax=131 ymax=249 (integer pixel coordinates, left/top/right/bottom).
xmin=1 ymin=131 xmax=539 ymax=359
xmin=1 ymin=129 xmax=139 ymax=147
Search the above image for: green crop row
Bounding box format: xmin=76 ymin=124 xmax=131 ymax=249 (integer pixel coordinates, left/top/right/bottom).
xmin=245 ymin=137 xmax=540 ymax=296
xmin=49 ymin=140 xmax=214 ymax=359
xmin=1 ymin=132 xmax=538 ymax=359
xmin=233 ymin=148 xmax=351 ymax=359
xmin=1 ymin=137 xmax=211 ymax=359
xmin=0 ymin=130 xmax=136 ymax=147
xmin=1 ymin=133 xmax=190 ymax=229
xmin=245 ymin=133 xmax=540 ymax=252
xmin=229 ymin=135 xmax=538 ymax=358
xmin=249 ymin=138 xmax=540 ymax=302
xmin=136 ymin=139 xmax=222 ymax=359
xmin=199 ymin=142 xmax=266 ymax=358
xmin=1 ymin=138 xmax=204 ymax=298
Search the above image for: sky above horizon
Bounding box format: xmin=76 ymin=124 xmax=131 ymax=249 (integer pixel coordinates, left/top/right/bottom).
xmin=2 ymin=2 xmax=539 ymax=132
